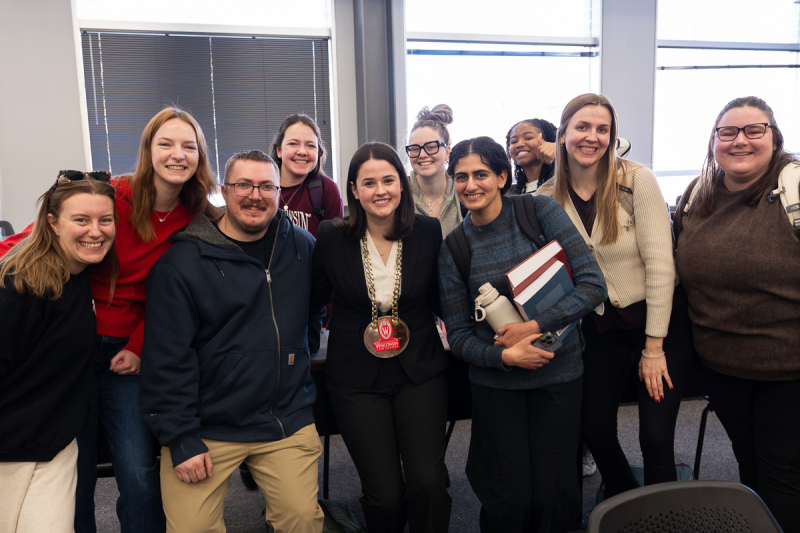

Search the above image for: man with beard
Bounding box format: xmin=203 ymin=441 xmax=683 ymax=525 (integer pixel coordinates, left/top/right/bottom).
xmin=140 ymin=149 xmax=325 ymax=533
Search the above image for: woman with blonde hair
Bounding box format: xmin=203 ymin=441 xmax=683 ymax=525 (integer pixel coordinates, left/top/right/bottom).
xmin=406 ymin=104 xmax=463 ymax=236
xmin=1 ymin=107 xmax=219 ymax=532
xmin=539 ymin=93 xmax=693 ymax=499
xmin=0 ymin=174 xmax=117 ymax=533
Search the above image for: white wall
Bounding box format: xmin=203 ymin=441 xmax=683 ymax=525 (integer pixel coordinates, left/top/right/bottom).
xmin=600 ymin=0 xmax=657 ymax=167
xmin=0 ymin=0 xmax=91 ymax=230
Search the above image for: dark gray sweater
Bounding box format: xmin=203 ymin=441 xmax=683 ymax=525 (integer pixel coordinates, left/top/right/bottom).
xmin=676 ymin=178 xmax=800 ymax=381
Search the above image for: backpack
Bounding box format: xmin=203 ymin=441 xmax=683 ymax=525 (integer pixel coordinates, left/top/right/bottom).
xmin=444 ymin=194 xmax=546 ymax=287
xmin=682 ymin=162 xmax=800 ymax=229
xmin=308 ymin=173 xmax=326 ymax=222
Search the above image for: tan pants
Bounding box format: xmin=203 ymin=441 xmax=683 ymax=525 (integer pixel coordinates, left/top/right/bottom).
xmin=0 ymin=439 xmax=78 ymax=533
xmin=160 ymin=424 xmax=324 ymax=533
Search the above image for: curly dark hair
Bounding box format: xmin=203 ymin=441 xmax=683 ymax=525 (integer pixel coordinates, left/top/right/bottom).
xmin=505 ymin=118 xmax=557 ymax=194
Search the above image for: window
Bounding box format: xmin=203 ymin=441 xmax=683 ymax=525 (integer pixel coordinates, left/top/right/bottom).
xmin=404 ymin=0 xmax=597 ymax=148
xmin=81 ymin=31 xmax=333 ymax=180
xmin=77 ymin=0 xmax=330 ymax=29
xmin=653 ymin=0 xmax=800 ymax=204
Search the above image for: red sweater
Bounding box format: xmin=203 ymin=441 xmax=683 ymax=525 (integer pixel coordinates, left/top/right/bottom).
xmin=0 ymin=178 xmax=193 ymax=358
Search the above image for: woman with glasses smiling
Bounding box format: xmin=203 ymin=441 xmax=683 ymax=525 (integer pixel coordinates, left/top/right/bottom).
xmin=0 ymin=107 xmax=219 ymax=533
xmin=674 ymin=96 xmax=800 ymax=531
xmin=406 ymin=104 xmax=463 ymax=236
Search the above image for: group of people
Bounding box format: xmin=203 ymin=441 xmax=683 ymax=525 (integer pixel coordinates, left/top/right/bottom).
xmin=0 ymin=92 xmax=798 ymax=533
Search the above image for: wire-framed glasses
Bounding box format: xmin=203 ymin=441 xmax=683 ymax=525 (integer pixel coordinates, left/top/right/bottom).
xmin=226 ymin=183 xmax=281 ymax=198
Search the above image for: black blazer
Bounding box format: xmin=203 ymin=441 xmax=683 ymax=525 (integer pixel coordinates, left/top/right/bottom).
xmin=311 ymin=215 xmax=448 ymax=389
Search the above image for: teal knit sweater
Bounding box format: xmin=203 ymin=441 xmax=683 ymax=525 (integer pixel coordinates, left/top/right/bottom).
xmin=438 ymin=195 xmax=607 ymax=390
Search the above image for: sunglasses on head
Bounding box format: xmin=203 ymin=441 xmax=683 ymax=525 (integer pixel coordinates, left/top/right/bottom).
xmin=51 ymin=170 xmax=112 ymax=193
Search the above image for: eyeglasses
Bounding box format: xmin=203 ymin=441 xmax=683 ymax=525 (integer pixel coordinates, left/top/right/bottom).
xmin=226 ymin=182 xmax=280 ymax=198
xmin=405 ymin=140 xmax=446 ymax=158
xmin=715 ymin=123 xmax=772 ymax=142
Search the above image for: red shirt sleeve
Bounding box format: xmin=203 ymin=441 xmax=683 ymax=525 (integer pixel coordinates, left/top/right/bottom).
xmin=0 ymin=223 xmax=34 ymax=257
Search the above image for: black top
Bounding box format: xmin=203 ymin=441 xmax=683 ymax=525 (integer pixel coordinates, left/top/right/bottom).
xmin=212 ymin=217 xmax=279 ymax=268
xmin=0 ymin=271 xmax=96 ymax=462
xmin=567 ymin=184 xmax=646 ymax=333
xmin=310 ymin=215 xmax=448 ymax=389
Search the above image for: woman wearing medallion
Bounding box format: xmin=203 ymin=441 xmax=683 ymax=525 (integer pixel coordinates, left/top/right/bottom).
xmin=0 ymin=107 xmax=219 ymax=532
xmin=406 ymin=104 xmax=463 ymax=236
xmin=438 ymin=136 xmax=606 ymax=532
xmin=311 ymin=142 xmax=451 ymax=533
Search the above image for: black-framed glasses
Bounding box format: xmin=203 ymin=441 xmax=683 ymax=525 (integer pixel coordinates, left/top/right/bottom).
xmin=226 ymin=182 xmax=280 ymax=198
xmin=715 ymin=123 xmax=772 ymax=142
xmin=405 ymin=140 xmax=446 ymax=158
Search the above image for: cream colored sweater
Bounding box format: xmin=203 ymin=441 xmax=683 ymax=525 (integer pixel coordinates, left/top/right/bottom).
xmin=539 ymin=165 xmax=676 ymax=337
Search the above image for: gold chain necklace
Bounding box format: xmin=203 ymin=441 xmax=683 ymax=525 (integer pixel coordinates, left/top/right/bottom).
xmin=280 ymin=181 xmax=304 ymax=210
xmin=154 ymin=202 xmax=178 ymax=223
xmin=361 ymin=233 xmax=410 ymax=357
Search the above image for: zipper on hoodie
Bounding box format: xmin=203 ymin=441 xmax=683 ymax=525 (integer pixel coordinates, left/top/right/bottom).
xmin=264 ymin=232 xmax=286 ymax=439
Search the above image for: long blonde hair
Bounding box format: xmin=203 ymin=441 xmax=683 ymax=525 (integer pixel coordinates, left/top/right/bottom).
xmin=550 ymin=93 xmax=632 ymax=245
xmin=0 ymin=179 xmax=119 ymax=300
xmin=126 ymin=107 xmax=220 ymax=242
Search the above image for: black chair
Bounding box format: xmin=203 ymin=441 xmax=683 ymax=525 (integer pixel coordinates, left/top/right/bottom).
xmin=587 ymin=480 xmax=783 ymax=533
xmin=0 ymin=220 xmax=14 ymax=240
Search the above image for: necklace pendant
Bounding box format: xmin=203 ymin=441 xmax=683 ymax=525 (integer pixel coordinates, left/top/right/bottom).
xmin=283 ymin=205 xmax=289 ymax=211
xmin=364 ymin=317 xmax=410 ymax=358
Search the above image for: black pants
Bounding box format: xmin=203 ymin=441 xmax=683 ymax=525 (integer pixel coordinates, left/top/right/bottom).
xmin=581 ymin=300 xmax=694 ymax=497
xmin=327 ymin=358 xmax=451 ymax=533
xmin=467 ymin=378 xmax=582 ymax=533
xmin=705 ymin=368 xmax=800 ymax=532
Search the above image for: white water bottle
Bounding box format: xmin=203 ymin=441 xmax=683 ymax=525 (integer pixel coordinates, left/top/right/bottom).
xmin=474 ymin=283 xmax=524 ymax=333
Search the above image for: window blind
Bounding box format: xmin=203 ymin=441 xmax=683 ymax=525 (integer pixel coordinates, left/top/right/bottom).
xmin=81 ymin=31 xmax=332 ymax=180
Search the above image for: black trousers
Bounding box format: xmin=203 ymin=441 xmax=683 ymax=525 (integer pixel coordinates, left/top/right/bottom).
xmin=581 ymin=300 xmax=694 ymax=497
xmin=467 ymin=378 xmax=582 ymax=533
xmin=705 ymin=368 xmax=800 ymax=532
xmin=326 ymin=358 xmax=451 ymax=533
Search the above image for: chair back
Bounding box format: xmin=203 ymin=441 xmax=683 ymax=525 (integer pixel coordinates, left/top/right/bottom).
xmin=588 ymin=480 xmax=783 ymax=533
xmin=0 ymin=220 xmax=14 ymax=240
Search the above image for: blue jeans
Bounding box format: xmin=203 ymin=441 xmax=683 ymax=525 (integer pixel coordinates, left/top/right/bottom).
xmin=74 ymin=335 xmax=165 ymax=533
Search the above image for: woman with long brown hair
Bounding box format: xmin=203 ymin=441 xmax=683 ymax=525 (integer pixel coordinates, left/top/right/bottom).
xmin=1 ymin=107 xmax=219 ymax=532
xmin=0 ymin=174 xmax=117 ymax=533
xmin=674 ymin=96 xmax=800 ymax=531
xmin=539 ymin=93 xmax=693 ymax=499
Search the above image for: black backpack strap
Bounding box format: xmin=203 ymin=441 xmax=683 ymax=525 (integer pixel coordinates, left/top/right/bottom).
xmin=307 ymin=173 xmax=325 ymax=221
xmin=444 ymin=222 xmax=471 ymax=287
xmin=511 ymin=194 xmax=546 ymax=249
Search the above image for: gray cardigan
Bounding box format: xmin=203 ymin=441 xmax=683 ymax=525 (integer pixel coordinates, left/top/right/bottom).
xmin=410 ymin=171 xmax=463 ymax=237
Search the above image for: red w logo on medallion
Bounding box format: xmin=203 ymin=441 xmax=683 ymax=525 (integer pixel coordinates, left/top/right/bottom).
xmin=379 ymin=318 xmax=393 ymax=340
